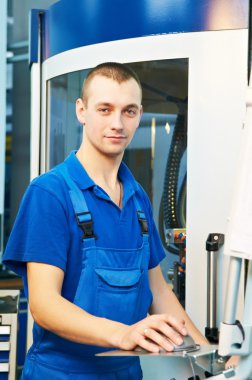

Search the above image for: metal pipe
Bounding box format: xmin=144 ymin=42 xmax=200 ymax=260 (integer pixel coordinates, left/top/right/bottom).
xmin=243 ymin=260 xmax=252 ymax=325
xmin=223 ymin=256 xmax=242 ymax=324
xmin=233 ymin=260 xmax=252 ymax=380
xmin=207 ymin=250 xmax=217 ymax=328
xmin=205 ymin=233 xmax=224 ymax=342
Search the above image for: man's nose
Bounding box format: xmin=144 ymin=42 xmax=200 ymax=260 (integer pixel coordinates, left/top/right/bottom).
xmin=111 ymin=111 xmax=123 ymax=130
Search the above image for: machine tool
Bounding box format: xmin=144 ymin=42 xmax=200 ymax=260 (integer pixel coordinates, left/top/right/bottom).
xmin=99 ymin=72 xmax=252 ymax=380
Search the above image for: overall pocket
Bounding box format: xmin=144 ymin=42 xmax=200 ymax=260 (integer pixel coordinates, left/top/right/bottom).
xmin=95 ymin=268 xmax=143 ymax=325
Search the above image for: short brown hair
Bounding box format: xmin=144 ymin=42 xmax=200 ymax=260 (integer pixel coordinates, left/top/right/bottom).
xmin=82 ymin=62 xmax=142 ymax=104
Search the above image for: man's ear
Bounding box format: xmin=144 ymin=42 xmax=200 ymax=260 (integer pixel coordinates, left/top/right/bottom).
xmin=140 ymin=105 xmax=143 ymax=117
xmin=76 ymin=98 xmax=86 ymax=125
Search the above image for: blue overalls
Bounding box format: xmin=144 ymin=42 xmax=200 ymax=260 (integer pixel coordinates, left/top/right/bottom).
xmin=21 ymin=163 xmax=153 ymax=379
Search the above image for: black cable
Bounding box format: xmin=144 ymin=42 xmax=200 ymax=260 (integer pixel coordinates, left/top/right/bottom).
xmin=159 ymin=102 xmax=187 ymax=254
xmin=162 ymin=110 xmax=187 ymax=230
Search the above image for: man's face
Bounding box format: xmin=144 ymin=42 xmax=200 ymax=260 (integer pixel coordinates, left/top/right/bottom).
xmin=76 ymin=75 xmax=142 ymax=158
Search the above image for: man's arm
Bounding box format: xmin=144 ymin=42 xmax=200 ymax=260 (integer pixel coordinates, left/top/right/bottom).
xmin=27 ymin=262 xmax=122 ymax=347
xmin=27 ymin=262 xmax=190 ymax=352
xmin=148 ymin=264 xmax=209 ymax=345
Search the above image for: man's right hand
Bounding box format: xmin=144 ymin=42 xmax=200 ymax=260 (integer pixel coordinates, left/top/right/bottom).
xmin=113 ymin=314 xmax=188 ymax=353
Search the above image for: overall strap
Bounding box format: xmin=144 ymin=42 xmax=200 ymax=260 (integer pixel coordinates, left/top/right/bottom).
xmin=57 ymin=163 xmax=96 ymax=240
xmin=133 ymin=196 xmax=149 ymax=235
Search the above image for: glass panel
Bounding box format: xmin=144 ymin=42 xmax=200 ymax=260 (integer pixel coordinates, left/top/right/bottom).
xmin=49 ymin=71 xmax=85 ymax=166
xmin=48 ymin=59 xmax=188 ymax=303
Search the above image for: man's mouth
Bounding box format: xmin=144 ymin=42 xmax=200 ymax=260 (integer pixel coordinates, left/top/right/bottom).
xmin=105 ymin=135 xmax=127 ymax=140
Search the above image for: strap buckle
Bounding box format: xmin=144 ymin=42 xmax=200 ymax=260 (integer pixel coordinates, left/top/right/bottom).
xmin=137 ymin=210 xmax=148 ymax=235
xmin=75 ymin=212 xmax=96 ymax=239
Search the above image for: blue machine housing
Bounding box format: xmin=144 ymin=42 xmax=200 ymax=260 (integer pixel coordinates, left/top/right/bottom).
xmin=29 ymin=0 xmax=249 ymax=63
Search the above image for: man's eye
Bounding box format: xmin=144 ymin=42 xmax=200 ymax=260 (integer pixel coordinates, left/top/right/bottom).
xmin=98 ymin=108 xmax=110 ymax=113
xmin=125 ymin=109 xmax=137 ymax=116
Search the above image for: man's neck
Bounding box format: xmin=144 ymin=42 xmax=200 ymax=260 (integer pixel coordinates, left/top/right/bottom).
xmin=76 ymin=144 xmax=123 ymax=190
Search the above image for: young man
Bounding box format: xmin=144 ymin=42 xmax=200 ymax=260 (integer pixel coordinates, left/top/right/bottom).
xmin=4 ymin=62 xmax=207 ymax=379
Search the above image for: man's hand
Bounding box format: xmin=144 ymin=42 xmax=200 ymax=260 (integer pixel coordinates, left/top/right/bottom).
xmin=148 ymin=265 xmax=209 ymax=346
xmin=114 ymin=314 xmax=188 ymax=353
xmin=225 ymin=356 xmax=239 ymax=369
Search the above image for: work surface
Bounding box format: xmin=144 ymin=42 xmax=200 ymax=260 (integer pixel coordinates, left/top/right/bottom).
xmin=97 ymin=344 xmax=217 ymax=357
xmin=98 ymin=345 xmax=225 ymax=377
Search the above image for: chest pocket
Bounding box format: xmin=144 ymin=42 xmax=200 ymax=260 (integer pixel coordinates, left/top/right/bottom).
xmin=95 ymin=268 xmax=142 ymax=287
xmin=95 ymin=268 xmax=144 ymax=325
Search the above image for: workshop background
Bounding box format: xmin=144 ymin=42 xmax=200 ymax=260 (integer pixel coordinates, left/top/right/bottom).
xmin=0 ymin=1 xmax=250 ymax=379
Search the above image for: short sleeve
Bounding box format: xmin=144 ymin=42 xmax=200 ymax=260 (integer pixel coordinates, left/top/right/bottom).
xmin=3 ymin=182 xmax=70 ymax=277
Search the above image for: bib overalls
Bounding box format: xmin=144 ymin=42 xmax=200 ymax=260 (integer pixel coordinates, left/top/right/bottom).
xmin=21 ymin=163 xmax=153 ymax=379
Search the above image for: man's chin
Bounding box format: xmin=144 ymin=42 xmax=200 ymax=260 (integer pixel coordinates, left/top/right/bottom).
xmin=100 ymin=148 xmax=125 ymax=159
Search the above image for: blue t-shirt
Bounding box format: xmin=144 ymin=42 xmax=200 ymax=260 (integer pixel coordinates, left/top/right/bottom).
xmin=3 ymin=151 xmax=165 ymax=301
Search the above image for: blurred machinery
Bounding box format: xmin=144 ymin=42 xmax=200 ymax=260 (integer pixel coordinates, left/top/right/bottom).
xmin=0 ymin=290 xmax=19 ymax=380
xmin=167 ymin=229 xmax=187 ymax=307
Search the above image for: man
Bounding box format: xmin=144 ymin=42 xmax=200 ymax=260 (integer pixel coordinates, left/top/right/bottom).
xmin=4 ymin=62 xmax=207 ymax=379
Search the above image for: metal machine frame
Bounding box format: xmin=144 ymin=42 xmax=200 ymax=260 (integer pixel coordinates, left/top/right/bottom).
xmin=207 ymin=70 xmax=252 ymax=380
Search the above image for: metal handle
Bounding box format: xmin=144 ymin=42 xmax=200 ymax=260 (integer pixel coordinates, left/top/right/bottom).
xmin=205 ymin=233 xmax=224 ymax=343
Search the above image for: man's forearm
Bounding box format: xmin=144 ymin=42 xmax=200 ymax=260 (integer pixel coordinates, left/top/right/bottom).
xmin=31 ymin=292 xmax=126 ymax=347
